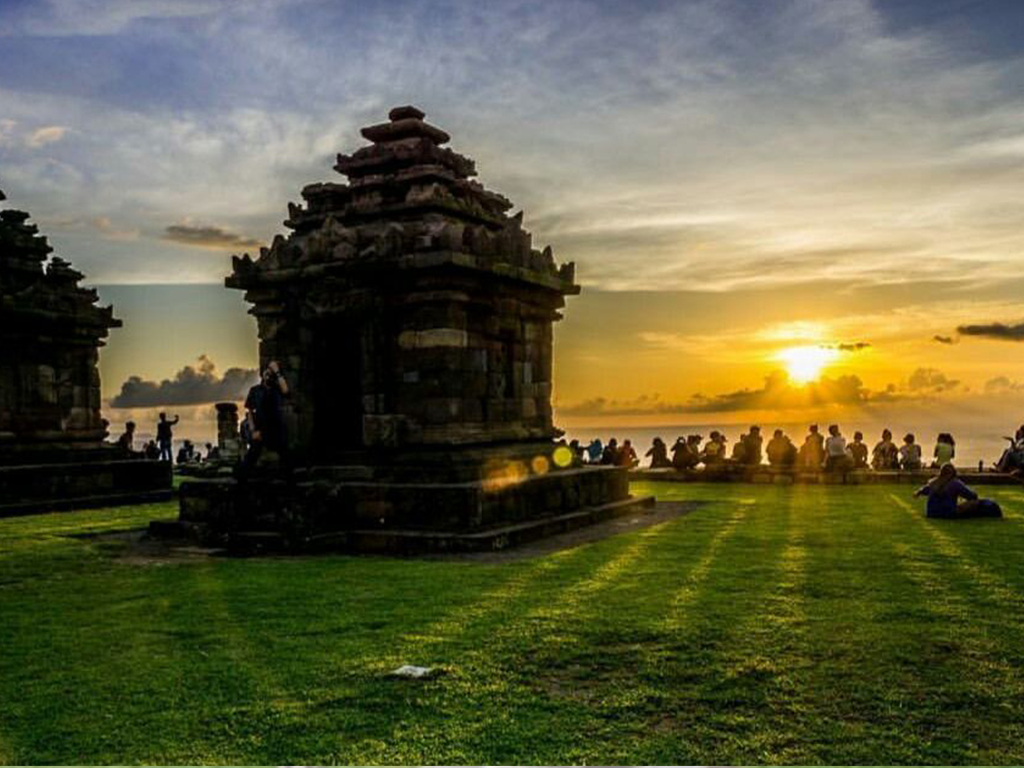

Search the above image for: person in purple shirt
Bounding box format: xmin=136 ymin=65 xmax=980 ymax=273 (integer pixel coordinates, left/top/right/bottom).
xmin=914 ymin=464 xmax=1001 ymax=519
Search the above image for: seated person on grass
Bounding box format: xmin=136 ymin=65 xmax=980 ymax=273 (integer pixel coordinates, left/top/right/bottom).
xmin=915 ymin=463 xmax=1002 ymax=519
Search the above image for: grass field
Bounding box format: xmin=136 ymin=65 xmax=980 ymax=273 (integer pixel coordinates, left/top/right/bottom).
xmin=2 ymin=481 xmax=1024 ymax=764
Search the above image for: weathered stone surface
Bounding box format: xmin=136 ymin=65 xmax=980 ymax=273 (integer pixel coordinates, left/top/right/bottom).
xmin=172 ymin=108 xmax=638 ymax=550
xmin=0 ymin=187 xmax=171 ymax=511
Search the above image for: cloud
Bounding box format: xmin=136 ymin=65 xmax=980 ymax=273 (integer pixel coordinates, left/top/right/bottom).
xmin=984 ymin=376 xmax=1024 ymax=394
xmin=559 ymin=370 xmax=890 ymax=417
xmin=0 ymin=0 xmax=225 ymax=37
xmin=558 ymin=363 xmax=966 ymax=418
xmin=957 ymin=321 xmax=1024 ymax=341
xmin=2 ymin=1 xmax=1024 ymax=288
xmin=906 ymin=367 xmax=959 ymax=392
xmin=162 ymin=223 xmax=263 ymax=250
xmin=26 ymin=125 xmax=67 ymax=147
xmin=933 ymin=334 xmax=957 ymax=344
xmin=827 ymin=342 xmax=871 ymax=352
xmin=109 ymin=354 xmax=257 ymax=407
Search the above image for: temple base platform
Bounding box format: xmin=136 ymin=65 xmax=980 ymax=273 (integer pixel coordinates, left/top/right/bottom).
xmin=156 ymin=464 xmax=652 ymax=555
xmin=0 ymin=457 xmax=174 ymax=517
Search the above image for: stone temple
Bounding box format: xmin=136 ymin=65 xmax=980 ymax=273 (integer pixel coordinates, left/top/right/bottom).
xmin=172 ymin=107 xmax=650 ymax=552
xmin=0 ymin=187 xmax=171 ymax=514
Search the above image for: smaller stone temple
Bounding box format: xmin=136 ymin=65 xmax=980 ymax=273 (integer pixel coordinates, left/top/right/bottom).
xmin=0 ymin=186 xmax=171 ymax=514
xmin=170 ymin=108 xmax=649 ymax=552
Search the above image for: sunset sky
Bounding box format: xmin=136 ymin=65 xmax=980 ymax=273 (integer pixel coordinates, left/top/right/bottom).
xmin=3 ymin=0 xmax=1024 ymax=447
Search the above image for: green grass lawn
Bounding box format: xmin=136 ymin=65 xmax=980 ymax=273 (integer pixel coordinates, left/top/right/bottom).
xmin=2 ymin=482 xmax=1024 ymax=765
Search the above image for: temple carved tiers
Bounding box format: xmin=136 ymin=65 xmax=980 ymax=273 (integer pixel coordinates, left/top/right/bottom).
xmin=0 ymin=188 xmax=120 ymax=464
xmin=0 ymin=186 xmax=172 ymax=514
xmin=228 ymin=106 xmax=579 ymax=466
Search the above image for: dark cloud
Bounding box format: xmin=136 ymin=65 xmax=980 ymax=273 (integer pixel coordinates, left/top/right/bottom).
xmin=162 ymin=224 xmax=263 ymax=250
xmin=984 ymin=376 xmax=1024 ymax=394
xmin=956 ymin=322 xmax=1024 ymax=341
xmin=933 ymin=335 xmax=957 ymax=345
xmin=110 ymin=355 xmax=257 ymax=407
xmin=906 ymin=368 xmax=959 ymax=392
xmin=827 ymin=342 xmax=871 ymax=352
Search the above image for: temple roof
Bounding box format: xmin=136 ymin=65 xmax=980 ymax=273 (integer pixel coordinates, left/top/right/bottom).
xmin=230 ymin=107 xmax=578 ymax=295
xmin=0 ymin=188 xmax=120 ymax=335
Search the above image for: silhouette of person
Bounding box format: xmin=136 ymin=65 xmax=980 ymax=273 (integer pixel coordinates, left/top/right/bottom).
xmin=915 ymin=463 xmax=1001 ymax=518
xmin=601 ymin=438 xmax=619 ymax=465
xmin=116 ymin=421 xmax=136 ymax=455
xmin=239 ymin=360 xmax=291 ymax=477
xmin=900 ymin=433 xmax=923 ymax=470
xmin=701 ymin=431 xmax=726 ymax=465
xmin=646 ymin=437 xmax=671 ymax=468
xmin=849 ymin=431 xmax=868 ymax=469
xmin=933 ymin=433 xmax=955 ymax=467
xmin=743 ymin=426 xmax=763 ymax=466
xmin=872 ymin=428 xmax=899 ymax=470
xmin=617 ymin=439 xmax=638 ymax=468
xmin=767 ymin=429 xmax=796 ymax=467
xmin=156 ymin=412 xmax=179 ymax=463
xmin=824 ymin=424 xmax=849 ymax=471
xmin=798 ymin=424 xmax=824 ymax=469
xmin=585 ymin=439 xmax=603 ymax=464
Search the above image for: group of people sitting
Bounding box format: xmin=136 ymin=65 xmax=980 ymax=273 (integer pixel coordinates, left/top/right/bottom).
xmin=113 ymin=419 xmax=219 ymax=465
xmin=578 ymin=425 xmax=964 ymax=472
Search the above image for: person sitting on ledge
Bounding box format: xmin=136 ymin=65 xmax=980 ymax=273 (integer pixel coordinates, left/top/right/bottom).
xmin=766 ymin=429 xmax=796 ymax=467
xmin=585 ymin=438 xmax=603 ymax=464
xmin=915 ymin=463 xmax=1002 ymax=519
xmin=872 ymin=428 xmax=899 ymax=470
xmin=144 ymin=440 xmax=160 ymax=460
xmin=824 ymin=424 xmax=850 ymax=472
xmin=848 ymin=431 xmax=869 ymax=469
xmin=933 ymin=432 xmax=955 ymax=467
xmin=798 ymin=424 xmax=825 ymax=469
xmin=115 ymin=421 xmax=137 ymax=456
xmin=600 ymin=438 xmax=618 ymax=465
xmin=900 ymin=433 xmax=923 ymax=470
xmin=617 ymin=439 xmax=638 ymax=468
xmin=646 ymin=437 xmax=671 ymax=468
xmin=995 ymin=425 xmax=1024 ymax=472
xmin=701 ymin=431 xmax=726 ymax=465
xmin=176 ymin=440 xmax=195 ymax=465
xmin=743 ymin=426 xmax=763 ymax=466
xmin=730 ymin=432 xmax=748 ymax=464
xmin=568 ymin=439 xmax=584 ymax=465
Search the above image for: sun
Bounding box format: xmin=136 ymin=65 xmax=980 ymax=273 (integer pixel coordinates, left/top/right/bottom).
xmin=777 ymin=345 xmax=838 ymax=384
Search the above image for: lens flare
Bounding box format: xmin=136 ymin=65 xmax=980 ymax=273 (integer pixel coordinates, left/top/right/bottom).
xmin=552 ymin=445 xmax=574 ymax=468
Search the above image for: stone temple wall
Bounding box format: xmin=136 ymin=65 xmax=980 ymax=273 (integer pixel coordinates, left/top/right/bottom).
xmin=0 ymin=191 xmax=119 ymax=464
xmin=228 ymin=106 xmax=578 ymax=469
xmin=0 ymin=187 xmax=172 ymax=513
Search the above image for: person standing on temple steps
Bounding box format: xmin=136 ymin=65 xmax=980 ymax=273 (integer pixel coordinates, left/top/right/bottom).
xmin=156 ymin=412 xmax=179 ymax=462
xmin=239 ymin=360 xmax=290 ymax=478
